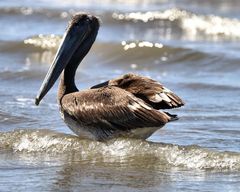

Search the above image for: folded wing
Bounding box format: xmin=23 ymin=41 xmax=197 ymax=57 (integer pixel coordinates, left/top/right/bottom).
xmin=91 ymin=73 xmax=184 ymax=110
xmin=61 ymin=87 xmax=172 ymax=140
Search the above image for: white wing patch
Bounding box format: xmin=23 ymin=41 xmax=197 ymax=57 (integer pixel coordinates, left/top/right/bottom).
xmin=159 ymin=93 xmax=171 ymax=103
xmin=149 ymin=87 xmax=176 ymax=104
xmin=139 ymin=102 xmax=152 ymax=110
xmin=128 ymin=100 xmax=152 ymax=111
xmin=128 ymin=102 xmax=141 ymax=111
xmin=149 ymin=94 xmax=163 ymax=103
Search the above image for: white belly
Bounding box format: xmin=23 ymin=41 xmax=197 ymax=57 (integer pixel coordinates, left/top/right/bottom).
xmin=127 ymin=127 xmax=161 ymax=139
xmin=60 ymin=110 xmax=97 ymax=140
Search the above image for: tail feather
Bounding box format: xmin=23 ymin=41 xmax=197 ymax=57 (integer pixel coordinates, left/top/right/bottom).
xmin=164 ymin=111 xmax=179 ymax=122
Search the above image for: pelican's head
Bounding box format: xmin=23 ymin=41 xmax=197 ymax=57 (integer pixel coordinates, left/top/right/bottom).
xmin=35 ymin=13 xmax=99 ymax=105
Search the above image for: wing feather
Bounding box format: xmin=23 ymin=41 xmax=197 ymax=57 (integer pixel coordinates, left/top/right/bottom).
xmin=91 ymin=73 xmax=184 ymax=110
xmin=61 ymin=86 xmax=171 ymax=140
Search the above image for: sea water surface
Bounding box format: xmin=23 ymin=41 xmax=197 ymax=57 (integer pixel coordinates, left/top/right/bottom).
xmin=0 ymin=0 xmax=240 ymax=191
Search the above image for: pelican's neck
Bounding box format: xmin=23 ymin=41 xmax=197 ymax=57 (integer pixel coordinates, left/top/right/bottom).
xmin=58 ymin=62 xmax=79 ymax=102
xmin=57 ymin=28 xmax=98 ymax=103
xmin=57 ymin=42 xmax=95 ymax=103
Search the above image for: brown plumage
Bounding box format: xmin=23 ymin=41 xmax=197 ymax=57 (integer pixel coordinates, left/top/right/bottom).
xmin=35 ymin=13 xmax=184 ymax=141
xmin=91 ymin=73 xmax=184 ymax=110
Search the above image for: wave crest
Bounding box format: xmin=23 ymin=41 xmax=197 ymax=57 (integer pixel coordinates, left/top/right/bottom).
xmin=24 ymin=34 xmax=62 ymax=50
xmin=1 ymin=129 xmax=240 ymax=170
xmin=113 ymin=8 xmax=240 ymax=38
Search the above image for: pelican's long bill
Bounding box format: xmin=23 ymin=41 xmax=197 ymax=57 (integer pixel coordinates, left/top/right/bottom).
xmin=35 ymin=21 xmax=90 ymax=105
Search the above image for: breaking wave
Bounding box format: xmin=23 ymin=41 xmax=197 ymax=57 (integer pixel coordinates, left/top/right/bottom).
xmin=1 ymin=6 xmax=240 ymax=40
xmin=1 ymin=129 xmax=240 ymax=170
xmin=113 ymin=8 xmax=240 ymax=39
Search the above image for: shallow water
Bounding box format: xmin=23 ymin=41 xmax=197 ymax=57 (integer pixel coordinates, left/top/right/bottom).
xmin=0 ymin=0 xmax=240 ymax=191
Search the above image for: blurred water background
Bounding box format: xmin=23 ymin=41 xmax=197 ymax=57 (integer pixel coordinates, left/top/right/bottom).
xmin=0 ymin=0 xmax=240 ymax=191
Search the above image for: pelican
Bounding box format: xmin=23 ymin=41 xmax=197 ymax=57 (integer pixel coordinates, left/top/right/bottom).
xmin=35 ymin=14 xmax=184 ymax=141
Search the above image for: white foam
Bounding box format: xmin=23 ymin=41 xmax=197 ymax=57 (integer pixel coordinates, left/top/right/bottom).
xmin=1 ymin=129 xmax=240 ymax=170
xmin=113 ymin=8 xmax=240 ymax=38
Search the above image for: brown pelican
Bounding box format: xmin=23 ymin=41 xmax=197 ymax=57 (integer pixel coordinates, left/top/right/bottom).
xmin=35 ymin=14 xmax=184 ymax=141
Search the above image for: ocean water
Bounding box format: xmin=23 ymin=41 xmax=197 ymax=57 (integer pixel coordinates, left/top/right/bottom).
xmin=0 ymin=0 xmax=240 ymax=191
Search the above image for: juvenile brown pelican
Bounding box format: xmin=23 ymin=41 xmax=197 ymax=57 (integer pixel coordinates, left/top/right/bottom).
xmin=35 ymin=14 xmax=184 ymax=141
